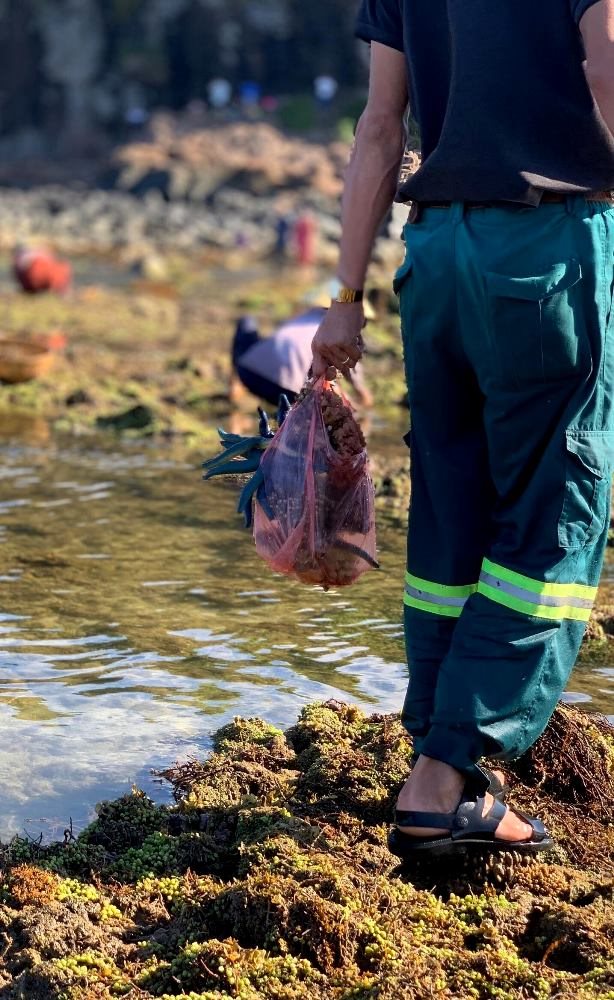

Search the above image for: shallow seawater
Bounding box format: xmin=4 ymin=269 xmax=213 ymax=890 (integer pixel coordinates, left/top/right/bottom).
xmin=0 ymin=425 xmax=612 ymax=840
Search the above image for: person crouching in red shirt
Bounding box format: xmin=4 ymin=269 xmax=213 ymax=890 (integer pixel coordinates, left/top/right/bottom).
xmin=13 ymin=246 xmax=73 ymax=295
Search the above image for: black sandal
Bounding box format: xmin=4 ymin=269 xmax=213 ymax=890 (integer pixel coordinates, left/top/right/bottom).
xmin=482 ymin=768 xmax=509 ymax=800
xmin=389 ymin=790 xmax=553 ymax=859
xmin=410 ymin=754 xmax=509 ymax=800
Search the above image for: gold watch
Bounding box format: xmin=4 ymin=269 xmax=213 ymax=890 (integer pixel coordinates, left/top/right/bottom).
xmin=333 ymin=285 xmax=364 ymax=305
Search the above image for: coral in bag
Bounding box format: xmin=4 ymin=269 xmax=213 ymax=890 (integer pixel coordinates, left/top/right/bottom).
xmin=254 ymin=378 xmax=378 ymax=589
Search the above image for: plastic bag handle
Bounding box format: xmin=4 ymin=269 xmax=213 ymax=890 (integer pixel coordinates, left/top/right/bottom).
xmin=301 ymin=373 xmax=339 ymax=396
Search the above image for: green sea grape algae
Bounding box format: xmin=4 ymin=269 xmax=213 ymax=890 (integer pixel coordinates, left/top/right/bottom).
xmin=0 ymin=701 xmax=611 ymax=1000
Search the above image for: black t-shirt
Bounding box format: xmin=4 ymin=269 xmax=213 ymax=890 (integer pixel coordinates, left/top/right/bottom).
xmin=355 ymin=0 xmax=614 ymax=204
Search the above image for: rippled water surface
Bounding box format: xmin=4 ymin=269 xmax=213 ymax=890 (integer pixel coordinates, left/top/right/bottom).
xmin=0 ymin=426 xmax=612 ymax=840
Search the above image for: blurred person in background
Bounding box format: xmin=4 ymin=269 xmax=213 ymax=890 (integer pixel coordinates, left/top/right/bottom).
xmin=314 ymin=74 xmax=339 ymax=108
xmin=13 ymin=245 xmax=72 ymax=295
xmin=273 ymin=214 xmax=292 ymax=261
xmin=239 ymin=81 xmax=262 ymax=117
xmin=311 ymin=0 xmax=614 ymax=859
xmin=294 ymin=211 xmax=318 ymax=266
xmin=230 ymin=283 xmax=374 ymax=409
xmin=207 ymin=78 xmax=232 ymax=112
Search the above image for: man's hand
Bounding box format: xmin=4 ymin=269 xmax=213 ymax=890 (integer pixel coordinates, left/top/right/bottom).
xmin=311 ymin=301 xmax=365 ymax=378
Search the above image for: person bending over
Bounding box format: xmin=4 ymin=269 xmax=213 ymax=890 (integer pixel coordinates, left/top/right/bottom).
xmin=231 ymin=301 xmax=373 ymax=409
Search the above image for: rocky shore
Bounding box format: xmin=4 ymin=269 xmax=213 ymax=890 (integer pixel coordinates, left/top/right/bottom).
xmin=0 ymin=241 xmax=408 ymax=466
xmin=0 ymin=122 xmax=411 ymax=461
xmin=0 ymin=122 xmax=410 ymax=263
xmin=0 ymin=700 xmax=611 ymax=1000
xmin=0 ymin=183 xmax=347 ymax=260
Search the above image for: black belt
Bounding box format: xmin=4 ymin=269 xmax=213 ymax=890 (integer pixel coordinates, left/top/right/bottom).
xmin=408 ymin=191 xmax=614 ymax=223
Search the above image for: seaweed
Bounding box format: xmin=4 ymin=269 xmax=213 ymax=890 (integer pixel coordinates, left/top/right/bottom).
xmin=508 ymin=705 xmax=614 ymax=819
xmin=0 ymin=701 xmax=612 ymax=1000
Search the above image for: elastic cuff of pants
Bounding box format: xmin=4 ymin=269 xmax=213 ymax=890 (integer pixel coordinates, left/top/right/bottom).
xmin=420 ymin=726 xmax=490 ymax=794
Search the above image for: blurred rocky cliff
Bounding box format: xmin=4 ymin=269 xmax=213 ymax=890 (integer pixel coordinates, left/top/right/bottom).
xmin=0 ymin=0 xmax=367 ymax=158
xmin=0 ymin=114 xmax=415 ymax=264
xmin=0 ymin=3 xmax=417 ymax=267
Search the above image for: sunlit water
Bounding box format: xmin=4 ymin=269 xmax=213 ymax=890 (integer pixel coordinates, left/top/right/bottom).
xmin=0 ymin=425 xmax=612 ymax=841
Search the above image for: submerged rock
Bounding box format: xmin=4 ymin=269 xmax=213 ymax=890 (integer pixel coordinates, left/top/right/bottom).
xmin=0 ymin=701 xmax=612 ymax=999
xmin=96 ymin=404 xmax=154 ymax=431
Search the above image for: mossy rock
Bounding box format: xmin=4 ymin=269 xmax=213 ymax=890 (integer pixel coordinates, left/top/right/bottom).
xmin=0 ymin=702 xmax=612 ymax=1000
xmin=81 ymin=789 xmax=165 ymax=850
xmin=285 ymin=701 xmax=367 ymax=756
xmin=211 ymin=717 xmax=286 ymax=754
xmin=160 ymin=755 xmax=297 ymax=811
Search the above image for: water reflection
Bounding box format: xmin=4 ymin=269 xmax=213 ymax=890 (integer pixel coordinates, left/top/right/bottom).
xmin=0 ymin=434 xmax=612 ymax=840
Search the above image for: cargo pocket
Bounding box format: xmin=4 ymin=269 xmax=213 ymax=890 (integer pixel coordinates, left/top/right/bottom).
xmin=558 ymin=430 xmax=614 ymax=550
xmin=486 ymin=259 xmax=588 ymax=386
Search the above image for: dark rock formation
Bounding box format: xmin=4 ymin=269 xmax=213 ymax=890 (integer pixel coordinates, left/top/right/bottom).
xmin=0 ymin=0 xmax=368 ymax=151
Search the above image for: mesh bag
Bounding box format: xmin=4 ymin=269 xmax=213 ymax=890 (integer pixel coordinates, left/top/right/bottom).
xmin=253 ymin=378 xmax=378 ymax=589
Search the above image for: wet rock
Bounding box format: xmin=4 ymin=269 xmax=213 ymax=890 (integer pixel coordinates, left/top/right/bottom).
xmin=370 ymin=453 xmax=411 ymax=505
xmin=12 ymin=903 xmax=110 ymax=960
xmin=583 ymin=615 xmax=607 ymax=644
xmin=65 ymin=388 xmax=93 ymax=407
xmin=8 ymin=965 xmax=69 ymax=1000
xmin=593 ymin=602 xmax=614 ymax=636
xmin=110 ymin=121 xmax=347 ymax=202
xmin=0 ymin=120 xmax=371 ymax=260
xmin=96 ymin=404 xmax=154 ymax=431
xmin=130 ymin=252 xmax=168 ymax=282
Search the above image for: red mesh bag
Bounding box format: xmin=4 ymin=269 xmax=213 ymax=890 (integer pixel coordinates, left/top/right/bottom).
xmin=253 ymin=378 xmax=378 ymax=589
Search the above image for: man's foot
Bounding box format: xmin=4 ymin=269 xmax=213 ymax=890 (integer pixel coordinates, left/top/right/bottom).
xmin=396 ymin=755 xmax=532 ymax=842
xmin=411 ymin=754 xmax=508 ymax=799
xmin=487 ymin=768 xmax=507 ymax=793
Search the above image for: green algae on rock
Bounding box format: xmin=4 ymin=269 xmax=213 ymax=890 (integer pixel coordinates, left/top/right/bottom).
xmin=0 ymin=257 xmax=408 ymax=459
xmin=0 ymin=701 xmax=612 ymax=1000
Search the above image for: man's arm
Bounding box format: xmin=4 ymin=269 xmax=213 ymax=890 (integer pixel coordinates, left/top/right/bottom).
xmin=311 ymin=42 xmax=408 ymax=377
xmin=581 ymin=0 xmax=614 ymax=135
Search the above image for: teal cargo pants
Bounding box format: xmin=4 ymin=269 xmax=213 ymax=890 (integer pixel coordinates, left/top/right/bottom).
xmin=394 ymin=197 xmax=614 ymax=788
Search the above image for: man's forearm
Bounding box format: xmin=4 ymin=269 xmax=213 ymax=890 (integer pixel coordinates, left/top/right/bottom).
xmin=582 ymin=1 xmax=614 ymax=136
xmin=336 ymin=112 xmax=406 ymax=290
xmin=588 ymin=71 xmax=614 ymax=135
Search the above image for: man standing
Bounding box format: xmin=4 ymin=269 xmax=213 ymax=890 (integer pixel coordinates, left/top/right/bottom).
xmin=312 ymin=1 xmax=614 ymax=857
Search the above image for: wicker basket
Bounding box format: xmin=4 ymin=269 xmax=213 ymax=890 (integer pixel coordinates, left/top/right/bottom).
xmin=0 ymin=339 xmax=56 ymax=383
